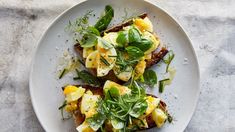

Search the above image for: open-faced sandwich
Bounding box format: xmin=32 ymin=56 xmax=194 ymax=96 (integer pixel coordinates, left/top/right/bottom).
xmin=59 ymin=5 xmax=175 ymax=132
xmin=74 ymin=11 xmax=168 ymax=84
xmin=61 ymin=80 xmax=171 ymax=131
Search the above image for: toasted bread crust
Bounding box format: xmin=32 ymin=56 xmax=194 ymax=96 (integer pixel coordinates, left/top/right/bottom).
xmin=101 ymin=13 xmax=147 ymax=35
xmin=146 ymin=47 xmax=168 ymax=68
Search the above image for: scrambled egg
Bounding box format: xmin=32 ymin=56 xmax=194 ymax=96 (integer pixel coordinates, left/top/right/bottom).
xmin=134 ymin=58 xmax=146 ymax=80
xmin=134 ymin=17 xmax=153 ymax=32
xmin=76 ymin=121 xmax=94 ymax=132
xmin=64 ymin=85 xmax=85 ymax=103
xmin=80 ymin=93 xmax=100 ymax=117
xmin=103 ymin=80 xmax=131 ymax=95
xmin=113 ymin=66 xmax=133 ymax=82
xmin=144 ymin=96 xmax=160 ymax=116
xmin=152 ymin=108 xmax=168 ymax=128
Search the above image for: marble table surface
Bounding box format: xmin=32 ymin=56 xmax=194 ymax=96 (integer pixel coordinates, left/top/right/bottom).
xmin=0 ymin=0 xmax=234 ymax=132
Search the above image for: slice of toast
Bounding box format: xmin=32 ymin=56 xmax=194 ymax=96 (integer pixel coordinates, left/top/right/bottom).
xmin=69 ymin=85 xmax=168 ymax=130
xmin=74 ymin=13 xmax=168 ymax=84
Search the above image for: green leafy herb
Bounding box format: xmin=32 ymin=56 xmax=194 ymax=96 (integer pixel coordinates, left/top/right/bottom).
xmin=86 ymin=113 xmax=106 ymax=131
xmin=100 ymin=55 xmax=110 ymax=66
xmin=159 ymin=78 xmax=170 ymax=93
xmin=80 ymin=34 xmax=98 ymax=48
xmin=87 ymin=26 xmax=100 ymax=36
xmin=163 ymin=50 xmax=175 ymax=72
xmin=143 ymin=69 xmax=157 ymax=87
xmin=129 ymin=98 xmax=148 ymax=118
xmin=115 ymin=50 xmax=139 ymax=72
xmin=129 ymin=38 xmax=153 ymax=52
xmin=125 ymin=46 xmax=144 ymax=59
xmin=128 ymin=27 xmax=141 ymax=43
xmin=109 ymin=87 xmax=120 ymax=97
xmin=130 ymin=81 xmax=146 ymax=99
xmin=95 ymin=5 xmax=114 ymax=32
xmin=116 ymin=31 xmax=128 ymax=46
xmin=75 ymin=69 xmax=101 ymax=86
xmin=59 ymin=69 xmax=68 ymax=79
xmin=91 ymin=81 xmax=147 ymax=131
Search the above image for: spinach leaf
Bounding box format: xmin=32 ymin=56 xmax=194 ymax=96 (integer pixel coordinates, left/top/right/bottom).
xmin=80 ymin=34 xmax=97 ymax=48
xmin=143 ymin=69 xmax=157 ymax=87
xmin=95 ymin=5 xmax=114 ymax=32
xmin=129 ymin=98 xmax=148 ymax=118
xmin=125 ymin=46 xmax=144 ymax=59
xmin=87 ymin=26 xmax=100 ymax=36
xmin=129 ymin=38 xmax=153 ymax=52
xmin=116 ymin=31 xmax=128 ymax=46
xmin=86 ymin=113 xmax=106 ymax=131
xmin=128 ymin=27 xmax=141 ymax=43
xmin=75 ymin=69 xmax=101 ymax=86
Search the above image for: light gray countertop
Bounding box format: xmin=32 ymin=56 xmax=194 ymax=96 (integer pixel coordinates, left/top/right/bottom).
xmin=0 ymin=0 xmax=234 ymax=132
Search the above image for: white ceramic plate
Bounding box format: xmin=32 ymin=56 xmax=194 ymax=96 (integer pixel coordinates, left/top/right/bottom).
xmin=30 ymin=0 xmax=200 ymax=132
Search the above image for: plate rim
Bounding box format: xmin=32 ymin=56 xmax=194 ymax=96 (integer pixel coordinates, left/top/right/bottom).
xmin=29 ymin=0 xmax=200 ymax=131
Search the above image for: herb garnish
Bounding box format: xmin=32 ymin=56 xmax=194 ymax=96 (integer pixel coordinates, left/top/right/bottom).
xmin=66 ymin=5 xmax=114 ymax=48
xmin=100 ymin=55 xmax=110 ymax=66
xmin=59 ymin=68 xmax=67 ymax=79
xmin=129 ymin=38 xmax=153 ymax=52
xmin=80 ymin=33 xmax=98 ymax=48
xmin=159 ymin=78 xmax=170 ymax=93
xmin=115 ymin=50 xmax=139 ymax=72
xmin=143 ymin=69 xmax=158 ymax=87
xmin=58 ymin=100 xmax=71 ymax=120
xmin=65 ymin=10 xmax=93 ymax=34
xmin=116 ymin=31 xmax=128 ymax=46
xmin=87 ymin=81 xmax=147 ymax=131
xmin=128 ymin=27 xmax=141 ymax=43
xmin=58 ymin=100 xmax=67 ymax=110
xmin=125 ymin=46 xmax=144 ymax=59
xmin=94 ymin=5 xmax=114 ymax=32
xmin=163 ymin=50 xmax=175 ymax=72
xmin=167 ymin=113 xmax=173 ymax=123
xmin=75 ymin=69 xmax=101 ymax=86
